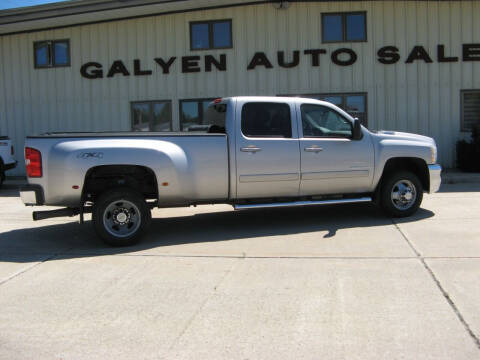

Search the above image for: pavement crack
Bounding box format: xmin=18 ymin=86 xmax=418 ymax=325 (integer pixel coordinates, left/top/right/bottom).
xmin=0 ymin=246 xmax=76 ymax=287
xmin=0 ymin=254 xmax=57 ymax=287
xmin=392 ymin=220 xmax=480 ymax=350
xmin=420 ymin=256 xmax=480 ymax=350
xmin=66 ymin=253 xmax=420 ymax=260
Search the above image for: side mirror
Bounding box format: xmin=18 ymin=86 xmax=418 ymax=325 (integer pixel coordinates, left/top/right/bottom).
xmin=352 ymin=118 xmax=362 ymax=140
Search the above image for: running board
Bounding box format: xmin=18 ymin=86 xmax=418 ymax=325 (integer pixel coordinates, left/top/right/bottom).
xmin=234 ymin=197 xmax=372 ymax=210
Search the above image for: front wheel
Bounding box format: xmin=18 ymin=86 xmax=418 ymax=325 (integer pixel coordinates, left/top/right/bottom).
xmin=92 ymin=188 xmax=151 ymax=246
xmin=380 ymin=171 xmax=423 ymax=217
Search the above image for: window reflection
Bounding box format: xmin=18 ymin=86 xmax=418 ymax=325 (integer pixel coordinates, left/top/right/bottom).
xmin=280 ymin=93 xmax=368 ymax=127
xmin=213 ymin=21 xmax=231 ymax=48
xmin=190 ymin=20 xmax=232 ymax=50
xmin=346 ymin=14 xmax=366 ymax=41
xmin=34 ymin=40 xmax=70 ymax=68
xmin=132 ymin=101 xmax=172 ymax=132
xmin=180 ymin=99 xmax=216 ymax=131
xmin=191 ymin=23 xmax=209 ymax=50
xmin=35 ymin=43 xmax=49 ymax=67
xmin=54 ymin=41 xmax=69 ymax=65
xmin=322 ymin=12 xmax=366 ymax=43
xmin=323 ymin=15 xmax=343 ymax=42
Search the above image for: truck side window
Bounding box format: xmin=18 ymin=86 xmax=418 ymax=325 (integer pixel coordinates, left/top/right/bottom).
xmin=301 ymin=104 xmax=352 ymax=138
xmin=241 ymin=102 xmax=292 ymax=138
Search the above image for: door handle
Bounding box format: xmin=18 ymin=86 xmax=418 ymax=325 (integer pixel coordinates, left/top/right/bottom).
xmin=241 ymin=146 xmax=262 ymax=153
xmin=304 ymin=146 xmax=323 ymax=153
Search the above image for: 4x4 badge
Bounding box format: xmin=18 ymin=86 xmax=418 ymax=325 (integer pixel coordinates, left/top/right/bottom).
xmin=77 ymin=152 xmax=103 ymax=159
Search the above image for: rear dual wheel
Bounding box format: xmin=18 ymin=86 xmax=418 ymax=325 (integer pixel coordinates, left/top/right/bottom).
xmin=92 ymin=188 xmax=151 ymax=246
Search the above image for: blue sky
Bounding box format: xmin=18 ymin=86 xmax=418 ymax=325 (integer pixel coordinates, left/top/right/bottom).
xmin=0 ymin=0 xmax=69 ymax=10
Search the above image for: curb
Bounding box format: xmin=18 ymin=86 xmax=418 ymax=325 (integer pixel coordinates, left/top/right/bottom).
xmin=442 ymin=174 xmax=480 ymax=185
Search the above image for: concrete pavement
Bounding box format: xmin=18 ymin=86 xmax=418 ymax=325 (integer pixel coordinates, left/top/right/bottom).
xmin=0 ymin=182 xmax=479 ymax=359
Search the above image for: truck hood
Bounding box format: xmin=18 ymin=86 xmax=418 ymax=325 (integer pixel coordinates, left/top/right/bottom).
xmin=372 ymin=130 xmax=436 ymax=147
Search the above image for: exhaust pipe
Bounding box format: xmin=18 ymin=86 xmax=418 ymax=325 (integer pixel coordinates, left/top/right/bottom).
xmin=33 ymin=208 xmax=79 ymax=221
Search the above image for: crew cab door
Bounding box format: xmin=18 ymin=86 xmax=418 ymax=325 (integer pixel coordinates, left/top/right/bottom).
xmin=297 ymin=102 xmax=374 ymax=195
xmin=235 ymin=100 xmax=300 ymax=199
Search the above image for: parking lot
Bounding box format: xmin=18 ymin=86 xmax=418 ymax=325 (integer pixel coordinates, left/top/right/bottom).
xmin=0 ymin=181 xmax=479 ymax=359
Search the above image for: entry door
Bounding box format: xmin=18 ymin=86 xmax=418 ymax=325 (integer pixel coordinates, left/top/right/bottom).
xmin=235 ymin=101 xmax=300 ymax=199
xmin=298 ymin=103 xmax=374 ymax=195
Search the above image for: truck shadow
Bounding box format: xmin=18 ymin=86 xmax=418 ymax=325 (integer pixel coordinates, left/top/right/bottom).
xmin=0 ymin=203 xmax=434 ymax=263
xmin=0 ymin=186 xmax=22 ymax=197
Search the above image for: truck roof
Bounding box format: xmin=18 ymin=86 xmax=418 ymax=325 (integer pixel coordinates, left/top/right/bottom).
xmin=221 ymin=96 xmax=355 ymax=120
xmin=224 ymin=96 xmax=327 ymax=104
xmin=220 ymin=96 xmax=343 ymax=109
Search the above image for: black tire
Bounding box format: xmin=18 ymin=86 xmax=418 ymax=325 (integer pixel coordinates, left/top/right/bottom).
xmin=380 ymin=171 xmax=423 ymax=218
xmin=92 ymin=187 xmax=151 ymax=246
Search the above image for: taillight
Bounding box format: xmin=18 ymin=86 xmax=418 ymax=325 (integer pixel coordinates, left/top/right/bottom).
xmin=25 ymin=147 xmax=42 ymax=177
xmin=11 ymin=145 xmax=14 ymax=156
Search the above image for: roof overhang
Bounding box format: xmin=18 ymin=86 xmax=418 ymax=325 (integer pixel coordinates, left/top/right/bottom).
xmin=0 ymin=0 xmax=465 ymax=36
xmin=0 ymin=0 xmax=268 ymax=35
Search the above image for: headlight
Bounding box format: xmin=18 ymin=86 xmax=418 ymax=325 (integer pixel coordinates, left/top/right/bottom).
xmin=430 ymin=146 xmax=437 ymax=164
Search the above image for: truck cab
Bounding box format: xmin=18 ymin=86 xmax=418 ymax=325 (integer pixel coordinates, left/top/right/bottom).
xmin=227 ymin=97 xmax=373 ymax=199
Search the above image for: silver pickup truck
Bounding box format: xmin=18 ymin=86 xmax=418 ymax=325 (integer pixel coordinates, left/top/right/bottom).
xmin=20 ymin=96 xmax=441 ymax=246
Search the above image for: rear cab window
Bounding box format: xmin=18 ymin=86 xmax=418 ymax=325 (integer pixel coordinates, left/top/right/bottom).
xmin=241 ymin=102 xmax=292 ymax=138
xmin=204 ymin=102 xmax=227 ymax=133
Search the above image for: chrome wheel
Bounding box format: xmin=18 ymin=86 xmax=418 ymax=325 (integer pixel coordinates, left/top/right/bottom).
xmin=103 ymin=199 xmax=141 ymax=238
xmin=391 ymin=179 xmax=417 ymax=210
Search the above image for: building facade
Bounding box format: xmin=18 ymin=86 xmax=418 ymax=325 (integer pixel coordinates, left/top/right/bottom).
xmin=0 ymin=0 xmax=479 ymax=175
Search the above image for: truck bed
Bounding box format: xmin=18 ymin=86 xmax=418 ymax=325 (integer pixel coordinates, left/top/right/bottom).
xmin=24 ymin=133 xmax=230 ymax=206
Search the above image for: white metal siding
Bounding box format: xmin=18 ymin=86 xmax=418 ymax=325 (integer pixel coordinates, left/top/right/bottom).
xmin=1 ymin=1 xmax=479 ymax=175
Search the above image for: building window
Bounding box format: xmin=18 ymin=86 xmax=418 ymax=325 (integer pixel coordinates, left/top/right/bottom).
xmin=180 ymin=98 xmax=217 ymax=131
xmin=241 ymin=102 xmax=292 ymax=138
xmin=131 ymin=100 xmax=172 ymax=131
xmin=190 ymin=20 xmax=232 ymax=50
xmin=461 ymin=90 xmax=480 ymax=131
xmin=34 ymin=40 xmax=70 ymax=68
xmin=280 ymin=93 xmax=368 ymax=126
xmin=322 ymin=12 xmax=366 ymax=43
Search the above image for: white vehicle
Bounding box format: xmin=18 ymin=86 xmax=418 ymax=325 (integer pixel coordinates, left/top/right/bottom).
xmin=0 ymin=136 xmax=16 ymax=186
